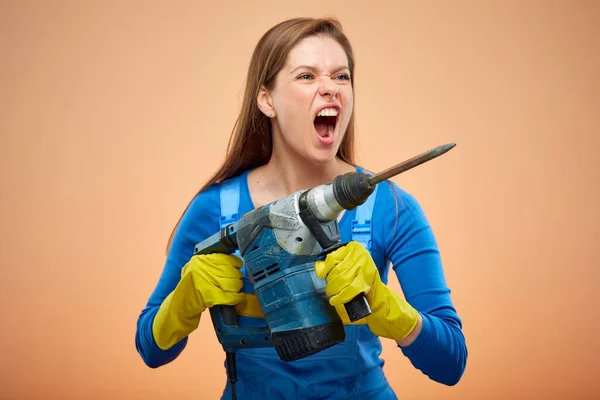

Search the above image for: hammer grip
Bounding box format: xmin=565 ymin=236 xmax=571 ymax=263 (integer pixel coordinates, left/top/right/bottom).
xmin=344 ymin=293 xmax=372 ymax=322
xmin=221 ymin=305 xmax=238 ymax=326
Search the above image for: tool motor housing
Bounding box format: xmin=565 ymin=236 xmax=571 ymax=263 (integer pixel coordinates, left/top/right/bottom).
xmin=239 ymin=190 xmax=345 ymax=360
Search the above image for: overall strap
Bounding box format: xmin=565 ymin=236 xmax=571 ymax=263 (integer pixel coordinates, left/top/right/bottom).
xmin=218 ymin=175 xmax=252 ymax=290
xmin=218 ymin=176 xmax=243 ymax=260
xmin=351 ymin=180 xmax=379 ymax=251
xmin=219 ymin=177 xmax=241 ymax=229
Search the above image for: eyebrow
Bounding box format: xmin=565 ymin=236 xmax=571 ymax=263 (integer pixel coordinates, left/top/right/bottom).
xmin=290 ymin=65 xmax=350 ymax=74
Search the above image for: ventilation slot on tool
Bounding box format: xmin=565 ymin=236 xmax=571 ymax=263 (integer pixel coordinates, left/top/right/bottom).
xmin=252 ymin=262 xmax=280 ymax=282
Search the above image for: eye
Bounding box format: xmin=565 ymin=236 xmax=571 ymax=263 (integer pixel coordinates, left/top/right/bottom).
xmin=336 ymin=73 xmax=351 ymax=81
xmin=297 ymin=73 xmax=313 ymax=80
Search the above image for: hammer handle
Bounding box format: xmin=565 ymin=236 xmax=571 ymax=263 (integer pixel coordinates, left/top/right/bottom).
xmin=344 ymin=293 xmax=371 ymax=322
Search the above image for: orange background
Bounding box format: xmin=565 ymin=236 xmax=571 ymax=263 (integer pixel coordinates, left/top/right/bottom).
xmin=1 ymin=1 xmax=599 ymax=399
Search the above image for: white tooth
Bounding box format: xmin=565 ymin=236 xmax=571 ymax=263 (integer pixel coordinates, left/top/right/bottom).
xmin=318 ymin=108 xmax=338 ymax=117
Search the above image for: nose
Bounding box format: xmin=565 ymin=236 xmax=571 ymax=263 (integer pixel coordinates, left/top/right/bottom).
xmin=318 ymin=78 xmax=338 ymax=99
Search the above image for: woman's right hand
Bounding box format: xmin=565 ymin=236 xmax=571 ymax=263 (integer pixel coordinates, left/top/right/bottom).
xmin=152 ymin=253 xmax=245 ymax=350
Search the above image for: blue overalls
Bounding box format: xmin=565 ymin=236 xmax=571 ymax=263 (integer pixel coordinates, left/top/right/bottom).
xmin=217 ymin=170 xmax=398 ymax=399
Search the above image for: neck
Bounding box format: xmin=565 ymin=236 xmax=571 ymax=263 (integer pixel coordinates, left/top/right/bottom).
xmin=263 ymin=148 xmax=353 ymax=195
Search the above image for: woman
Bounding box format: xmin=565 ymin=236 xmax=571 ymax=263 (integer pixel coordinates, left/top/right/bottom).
xmin=135 ymin=17 xmax=467 ymax=399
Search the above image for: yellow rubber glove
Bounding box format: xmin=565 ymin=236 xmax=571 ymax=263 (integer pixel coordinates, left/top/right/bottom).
xmin=152 ymin=253 xmax=245 ymax=350
xmin=314 ymin=241 xmax=420 ymax=341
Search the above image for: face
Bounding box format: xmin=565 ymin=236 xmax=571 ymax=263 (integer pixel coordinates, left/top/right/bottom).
xmin=259 ymin=35 xmax=353 ymax=164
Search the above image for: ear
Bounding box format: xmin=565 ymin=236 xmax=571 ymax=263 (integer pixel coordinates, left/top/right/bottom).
xmin=257 ymin=85 xmax=276 ymax=118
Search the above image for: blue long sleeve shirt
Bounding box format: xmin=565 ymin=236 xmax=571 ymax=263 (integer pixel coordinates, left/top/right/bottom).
xmin=135 ymin=167 xmax=467 ymax=399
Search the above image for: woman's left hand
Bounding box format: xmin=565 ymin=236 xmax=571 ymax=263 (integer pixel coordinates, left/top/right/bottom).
xmin=315 ymin=241 xmax=421 ymax=342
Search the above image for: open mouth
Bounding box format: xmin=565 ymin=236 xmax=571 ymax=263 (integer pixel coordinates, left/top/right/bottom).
xmin=313 ymin=110 xmax=338 ymax=143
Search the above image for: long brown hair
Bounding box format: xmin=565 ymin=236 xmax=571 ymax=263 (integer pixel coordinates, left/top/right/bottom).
xmin=166 ymin=17 xmax=358 ymax=252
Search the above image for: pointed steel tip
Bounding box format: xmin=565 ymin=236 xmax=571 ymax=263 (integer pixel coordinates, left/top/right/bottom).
xmin=438 ymin=142 xmax=456 ymax=153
